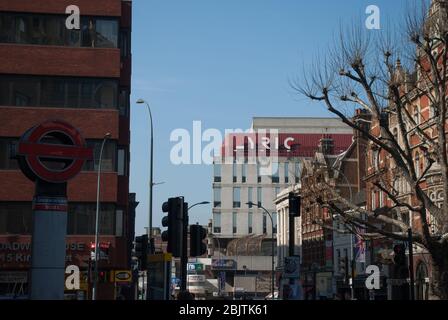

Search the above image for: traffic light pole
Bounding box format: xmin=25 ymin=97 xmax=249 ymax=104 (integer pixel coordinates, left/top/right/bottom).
xmin=180 ymin=203 xmax=189 ymax=292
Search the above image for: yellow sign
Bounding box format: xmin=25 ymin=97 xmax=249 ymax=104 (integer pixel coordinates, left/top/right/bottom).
xmin=148 ymin=253 xmax=172 ymax=263
xmin=113 ymin=270 xmax=132 ymax=283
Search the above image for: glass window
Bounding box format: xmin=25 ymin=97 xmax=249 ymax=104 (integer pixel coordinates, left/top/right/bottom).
xmin=232 ymin=212 xmax=237 ymax=234
xmin=295 ymin=162 xmax=301 ymax=182
xmin=272 ymin=212 xmax=277 ymax=234
xmin=233 ymin=161 xmax=237 ymax=182
xmin=95 ymin=19 xmax=118 ymax=48
xmin=263 ymin=213 xmax=267 ymax=234
xmin=0 ymin=138 xmax=19 ymax=170
xmin=0 ymin=203 xmax=32 ymax=235
xmin=213 ymin=187 xmax=221 ymax=208
xmin=257 ymin=187 xmax=262 ymax=207
xmin=257 ymin=163 xmax=262 ymax=183
xmin=213 ymin=213 xmax=221 ymax=233
xmin=83 ymin=140 xmax=116 ymax=172
xmin=248 ymin=212 xmax=253 ymax=234
xmin=119 ymin=89 xmax=130 ymax=116
xmin=0 ymin=75 xmax=118 ymax=110
xmin=248 ymin=187 xmax=253 ymax=204
xmin=284 ymin=162 xmax=289 ymax=183
xmin=274 ymin=187 xmax=280 ymax=199
xmin=115 ymin=209 xmax=123 ymax=236
xmin=67 ymin=203 xmax=115 ymax=235
xmin=0 ymin=12 xmax=118 ymax=48
xmin=117 ymin=148 xmax=126 ymax=176
xmin=214 ymin=163 xmax=221 ymax=182
xmin=233 ymin=187 xmax=241 ymax=208
xmin=272 ymin=163 xmax=279 ymax=183
xmin=242 ymin=163 xmax=247 ymax=183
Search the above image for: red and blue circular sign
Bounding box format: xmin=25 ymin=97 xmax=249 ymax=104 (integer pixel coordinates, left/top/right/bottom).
xmin=17 ymin=120 xmax=93 ymax=183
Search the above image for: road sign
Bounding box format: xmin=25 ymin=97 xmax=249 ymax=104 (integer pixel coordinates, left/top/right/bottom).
xmin=187 ymin=263 xmax=204 ymax=273
xmin=17 ymin=120 xmax=93 ymax=183
xmin=113 ymin=270 xmax=132 ymax=283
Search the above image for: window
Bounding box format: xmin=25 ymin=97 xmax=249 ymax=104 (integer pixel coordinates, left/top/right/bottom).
xmin=248 ymin=212 xmax=253 ymax=234
xmin=336 ymin=249 xmax=341 ymax=273
xmin=214 ymin=187 xmax=221 ymax=208
xmin=413 ymin=106 xmax=420 ymax=125
xmin=242 ymin=162 xmax=247 ymax=183
xmin=263 ymin=213 xmax=267 ymax=234
xmin=119 ymin=89 xmax=130 ymax=116
xmin=272 ymin=212 xmax=277 ymax=234
xmin=120 ymin=29 xmax=130 ymax=58
xmin=274 ymin=187 xmax=280 ymax=199
xmin=68 ymin=203 xmax=115 ymax=235
xmin=117 ymin=148 xmax=127 ymax=176
xmin=257 ymin=187 xmax=262 ymax=207
xmin=233 ymin=161 xmax=237 ymax=182
xmin=83 ymin=140 xmax=116 ymax=172
xmin=0 ymin=138 xmax=19 ymax=170
xmin=214 ymin=163 xmax=221 ymax=182
xmin=0 ymin=203 xmax=32 ymax=234
xmin=248 ymin=187 xmax=253 ymax=205
xmin=115 ymin=209 xmax=123 ymax=236
xmin=284 ymin=162 xmax=289 ymax=183
xmin=371 ymin=190 xmax=377 ymax=210
xmin=257 ymin=163 xmax=262 ymax=183
xmin=415 ymin=153 xmax=420 ymax=177
xmin=379 ymin=191 xmax=384 ymax=208
xmin=213 ymin=213 xmax=221 ymax=233
xmin=272 ymin=163 xmax=279 ymax=183
xmin=0 ymin=75 xmax=118 ymax=109
xmin=232 ymin=212 xmax=237 ymax=234
xmin=95 ymin=19 xmax=118 ymax=48
xmin=0 ymin=12 xmax=119 ymax=48
xmin=295 ymin=162 xmax=301 ymax=182
xmin=233 ymin=187 xmax=241 ymax=208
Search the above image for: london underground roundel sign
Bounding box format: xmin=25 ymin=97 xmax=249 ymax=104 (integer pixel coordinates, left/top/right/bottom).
xmin=17 ymin=120 xmax=93 ymax=183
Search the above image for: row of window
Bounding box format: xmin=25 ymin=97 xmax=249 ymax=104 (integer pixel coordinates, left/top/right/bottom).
xmin=0 ymin=12 xmax=118 ymax=48
xmin=0 ymin=138 xmax=129 ymax=175
xmin=0 ymin=76 xmax=130 ymax=115
xmin=212 ymin=212 xmax=277 ymax=234
xmin=214 ymin=186 xmax=282 ymax=208
xmin=213 ymin=162 xmax=301 ymax=184
xmin=0 ymin=202 xmax=123 ymax=235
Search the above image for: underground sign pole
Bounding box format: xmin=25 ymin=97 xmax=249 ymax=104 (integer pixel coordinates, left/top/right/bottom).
xmin=16 ymin=120 xmax=93 ymax=300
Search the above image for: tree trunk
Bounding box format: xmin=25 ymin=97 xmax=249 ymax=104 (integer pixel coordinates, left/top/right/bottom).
xmin=429 ymin=246 xmax=448 ymax=300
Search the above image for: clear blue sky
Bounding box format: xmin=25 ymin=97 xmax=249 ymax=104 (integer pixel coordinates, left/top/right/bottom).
xmin=130 ymin=0 xmax=410 ymax=236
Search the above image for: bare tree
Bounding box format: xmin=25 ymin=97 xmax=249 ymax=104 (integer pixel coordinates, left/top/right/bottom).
xmin=294 ymin=0 xmax=448 ymax=299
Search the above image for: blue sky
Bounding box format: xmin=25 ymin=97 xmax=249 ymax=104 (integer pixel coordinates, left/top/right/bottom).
xmin=130 ymin=0 xmax=410 ymax=236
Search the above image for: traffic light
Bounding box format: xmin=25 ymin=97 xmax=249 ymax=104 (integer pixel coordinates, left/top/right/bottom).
xmin=161 ymin=197 xmax=185 ymax=257
xmin=289 ymin=193 xmax=301 ymax=217
xmin=135 ymin=234 xmax=148 ymax=270
xmin=393 ymin=243 xmax=408 ymax=279
xmin=190 ymin=224 xmax=207 ymax=257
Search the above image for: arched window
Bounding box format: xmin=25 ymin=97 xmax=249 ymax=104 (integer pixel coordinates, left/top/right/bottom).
xmin=415 ymin=152 xmax=420 ymax=177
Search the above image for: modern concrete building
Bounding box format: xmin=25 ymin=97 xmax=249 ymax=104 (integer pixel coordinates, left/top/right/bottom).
xmin=0 ymin=0 xmax=133 ymax=300
xmin=212 ymin=117 xmax=353 ymax=250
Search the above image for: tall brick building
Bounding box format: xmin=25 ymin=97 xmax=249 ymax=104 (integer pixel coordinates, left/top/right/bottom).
xmin=0 ymin=0 xmax=133 ymax=300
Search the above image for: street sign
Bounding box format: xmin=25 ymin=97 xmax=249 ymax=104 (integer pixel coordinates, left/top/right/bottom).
xmin=187 ymin=263 xmax=204 ymax=273
xmin=17 ymin=120 xmax=93 ymax=183
xmin=113 ymin=270 xmax=132 ymax=283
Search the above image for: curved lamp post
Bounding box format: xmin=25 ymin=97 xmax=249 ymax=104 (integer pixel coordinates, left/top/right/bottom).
xmin=92 ymin=132 xmax=111 ymax=300
xmin=246 ymin=201 xmax=275 ymax=300
xmin=136 ymin=99 xmax=154 ymax=248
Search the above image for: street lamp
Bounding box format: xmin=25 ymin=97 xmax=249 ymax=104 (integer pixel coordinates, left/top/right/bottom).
xmin=92 ymin=132 xmax=111 ymax=300
xmin=246 ymin=201 xmax=275 ymax=300
xmin=136 ymin=99 xmax=154 ymax=250
xmin=188 ymin=201 xmax=210 ymax=211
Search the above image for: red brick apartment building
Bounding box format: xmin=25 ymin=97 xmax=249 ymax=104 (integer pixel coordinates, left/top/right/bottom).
xmin=0 ymin=0 xmax=134 ymax=300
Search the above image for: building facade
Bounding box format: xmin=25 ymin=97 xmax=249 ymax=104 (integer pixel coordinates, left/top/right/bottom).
xmin=0 ymin=0 xmax=133 ymax=300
